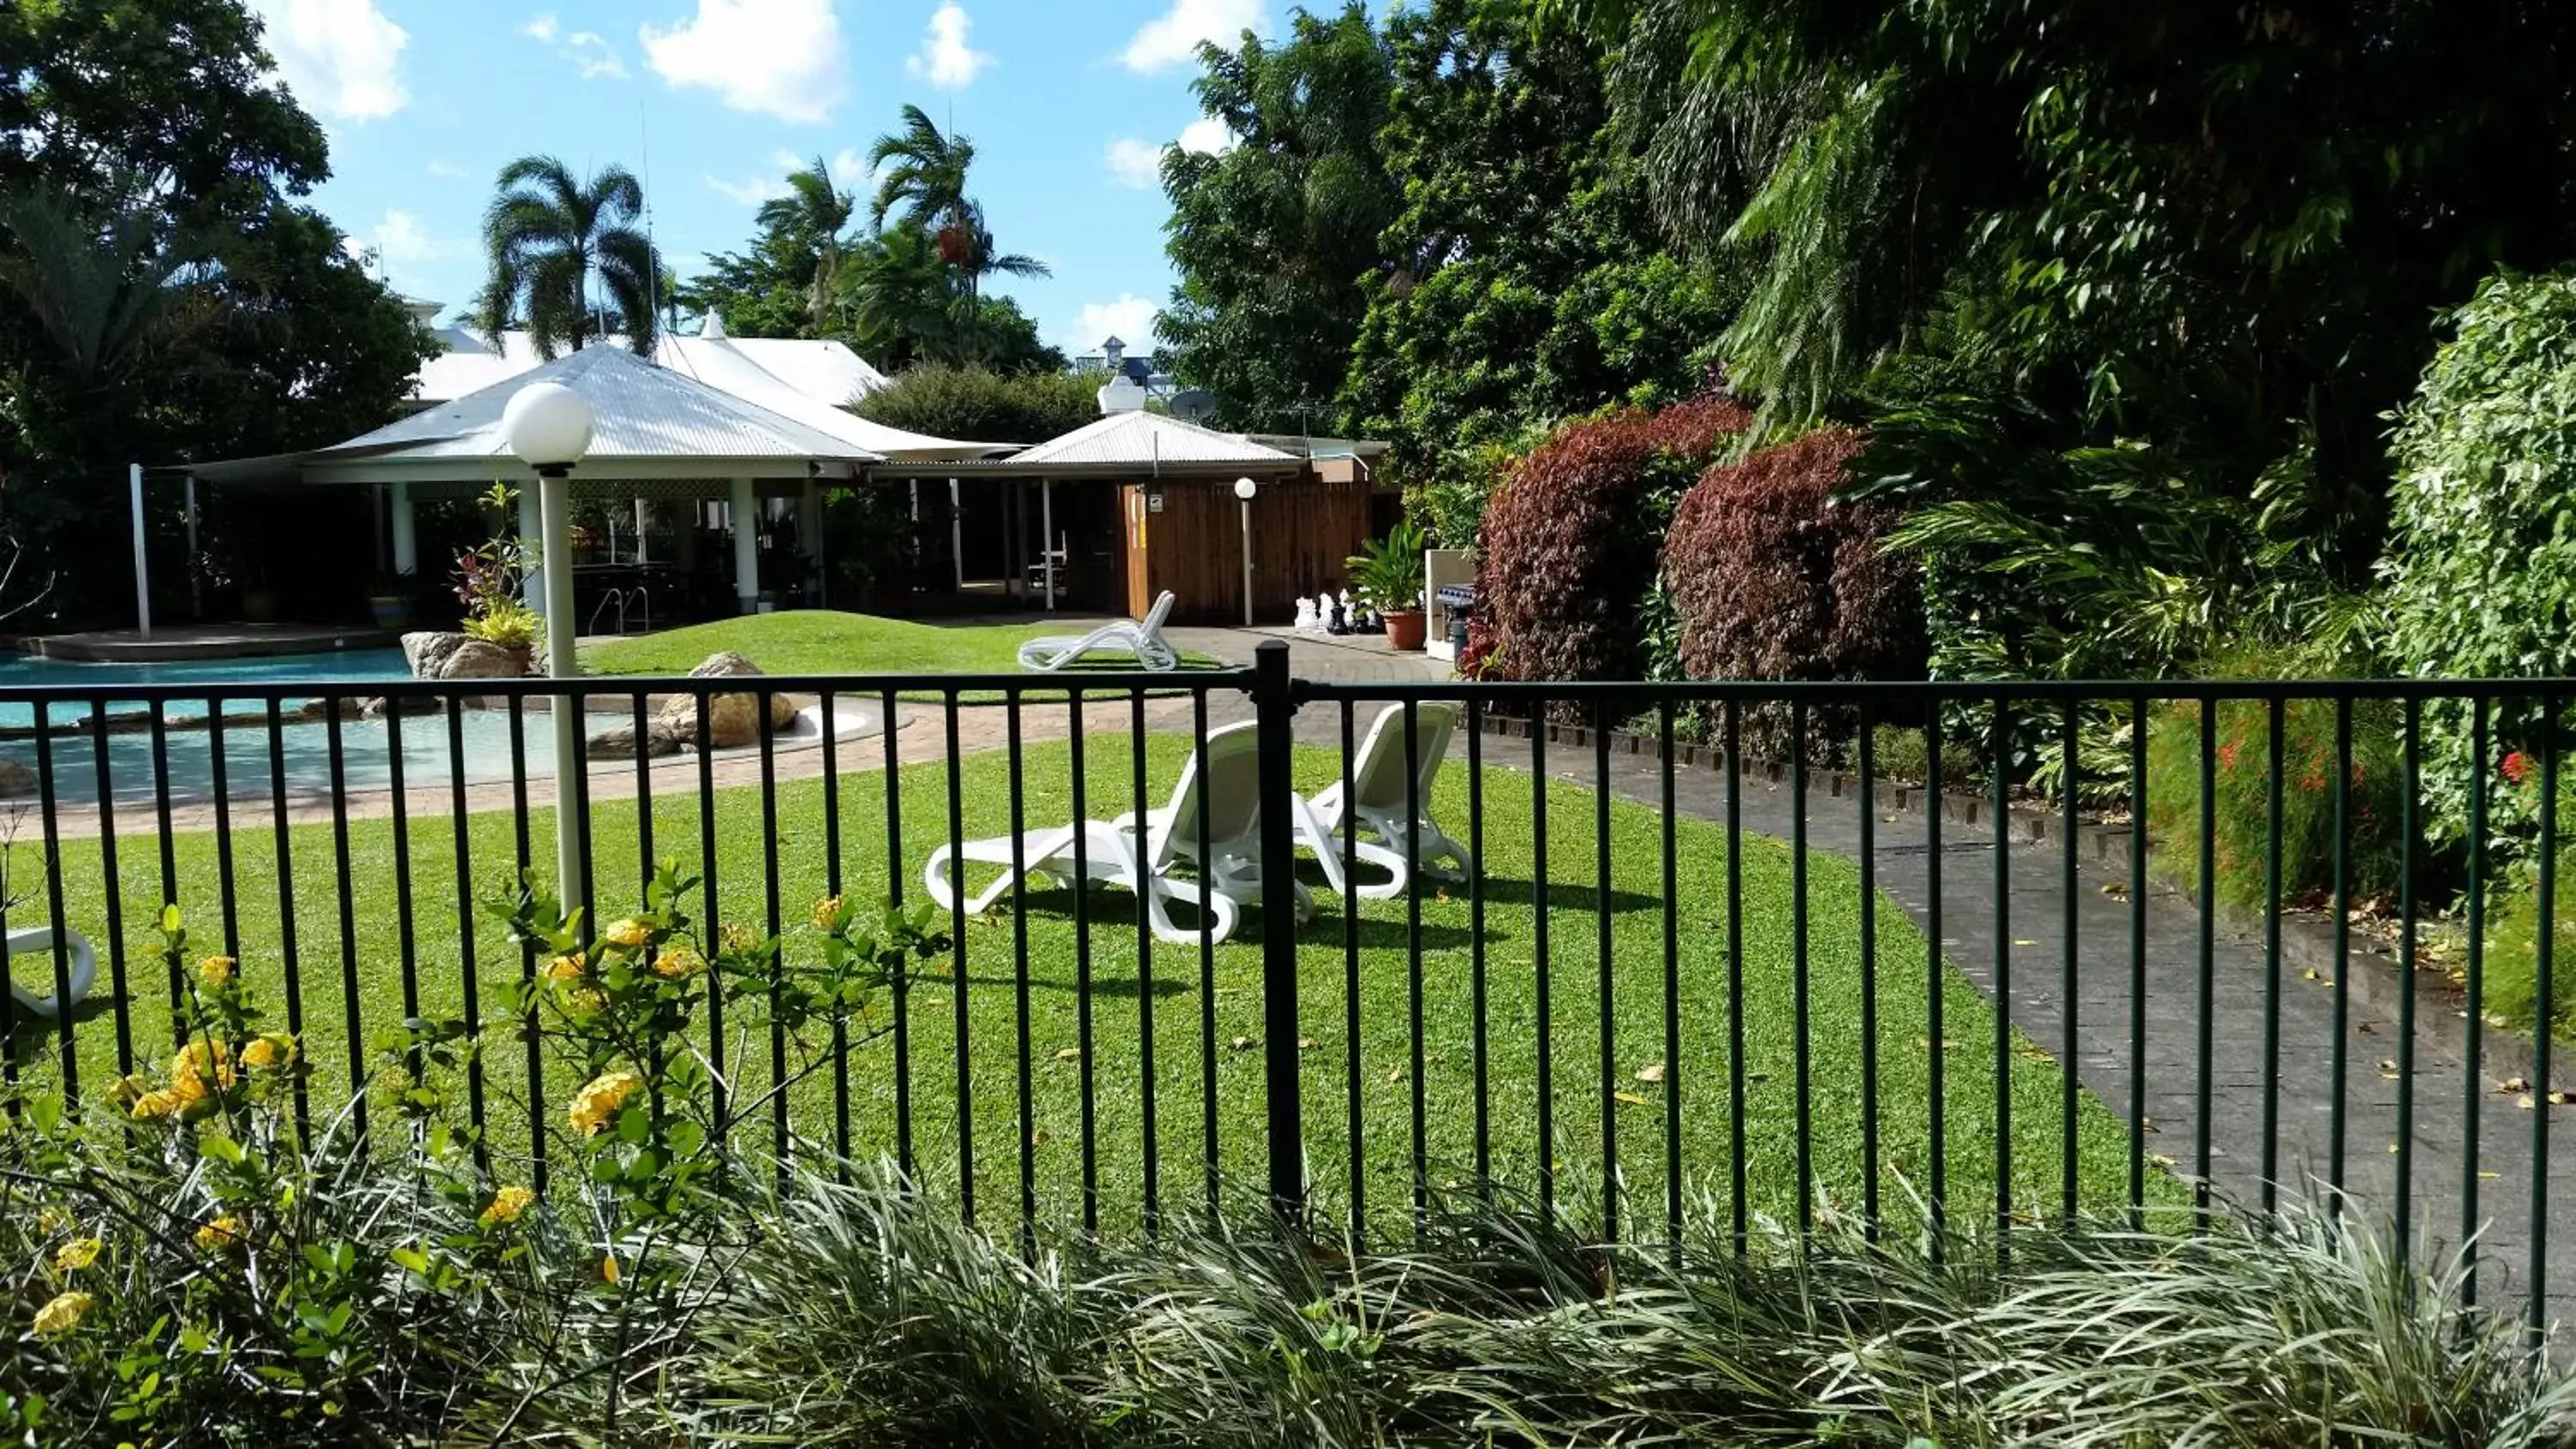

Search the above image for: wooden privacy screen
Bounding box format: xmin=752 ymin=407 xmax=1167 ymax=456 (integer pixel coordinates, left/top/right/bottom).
xmin=1120 ymin=476 xmax=1374 ymax=624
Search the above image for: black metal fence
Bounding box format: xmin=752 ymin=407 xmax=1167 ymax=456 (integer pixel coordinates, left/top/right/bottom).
xmin=0 ymin=645 xmax=2570 ymax=1333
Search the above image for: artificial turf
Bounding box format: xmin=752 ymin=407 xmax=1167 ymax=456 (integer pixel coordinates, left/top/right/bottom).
xmin=3 ymin=732 xmax=2172 ymax=1243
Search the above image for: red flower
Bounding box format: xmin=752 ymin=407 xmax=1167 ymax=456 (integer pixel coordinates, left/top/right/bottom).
xmin=2505 ymin=750 xmax=2537 ymax=786
xmin=2216 ymin=743 xmax=2239 ymax=769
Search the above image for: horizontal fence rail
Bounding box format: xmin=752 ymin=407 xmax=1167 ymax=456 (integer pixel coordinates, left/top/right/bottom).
xmin=0 ymin=652 xmax=2570 ymax=1337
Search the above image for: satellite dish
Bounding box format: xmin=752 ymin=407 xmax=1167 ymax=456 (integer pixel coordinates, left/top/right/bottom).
xmin=1170 ymin=390 xmax=1218 ymax=424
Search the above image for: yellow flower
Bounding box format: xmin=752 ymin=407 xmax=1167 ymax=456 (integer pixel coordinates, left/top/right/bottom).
xmin=544 ymin=952 xmax=586 ymax=981
xmin=129 ymin=1088 xmax=182 ymax=1121
xmin=35 ymin=1205 xmax=74 ymax=1238
xmin=32 ymin=1290 xmax=92 ymax=1337
xmin=810 ymin=894 xmax=846 ymax=930
xmin=602 ymin=919 xmax=650 ymax=950
xmin=566 ymin=987 xmax=608 ymax=1016
xmin=599 ymin=1251 xmax=621 ymax=1286
xmin=169 ymin=1039 xmax=237 ymax=1101
xmin=567 ymin=1070 xmax=643 ymax=1137
xmin=478 ymin=1185 xmax=536 ymax=1228
xmin=649 ymin=945 xmax=706 ymax=979
xmin=241 ymin=1033 xmax=296 ymax=1072
xmin=197 ymin=954 xmax=235 ymax=990
xmin=52 ymin=1237 xmax=100 ymax=1273
xmin=718 ymin=924 xmax=758 ymax=954
xmin=194 ymin=1214 xmax=245 ymax=1253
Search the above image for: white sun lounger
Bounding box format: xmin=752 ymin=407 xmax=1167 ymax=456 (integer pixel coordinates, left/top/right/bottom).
xmin=1303 ymin=702 xmax=1473 ymax=900
xmin=1017 ymin=591 xmax=1182 ymax=672
xmin=6 ymin=925 xmax=98 ymax=1022
xmin=924 ymin=720 xmax=1313 ymax=943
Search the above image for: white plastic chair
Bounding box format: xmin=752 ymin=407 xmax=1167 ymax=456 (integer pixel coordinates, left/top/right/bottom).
xmin=924 ymin=720 xmax=1315 ymax=943
xmin=1303 ymin=703 xmax=1473 ymax=900
xmin=7 ymin=925 xmax=98 ymax=1022
xmin=1017 ymin=591 xmax=1181 ymax=672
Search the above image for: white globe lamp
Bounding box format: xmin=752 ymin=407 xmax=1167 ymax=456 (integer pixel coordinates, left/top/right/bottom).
xmin=1233 ymin=476 xmax=1257 ymax=627
xmin=501 ymin=382 xmax=594 ymax=472
xmin=501 ymin=379 xmax=595 ymax=904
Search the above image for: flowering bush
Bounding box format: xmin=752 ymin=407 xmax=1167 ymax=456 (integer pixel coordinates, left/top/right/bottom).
xmin=453 ymin=482 xmax=540 ymax=650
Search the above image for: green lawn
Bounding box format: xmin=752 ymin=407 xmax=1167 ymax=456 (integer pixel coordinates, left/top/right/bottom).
xmin=580 ymin=609 xmax=1225 ymax=690
xmin=6 ymin=737 xmax=2171 ymax=1242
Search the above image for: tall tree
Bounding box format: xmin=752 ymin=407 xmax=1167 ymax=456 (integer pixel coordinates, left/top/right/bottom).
xmin=475 ymin=156 xmax=665 ymax=359
xmin=865 ymin=105 xmax=1048 ymax=305
xmin=1158 ymin=4 xmax=1398 ymax=431
xmin=756 ymin=156 xmax=857 ymax=330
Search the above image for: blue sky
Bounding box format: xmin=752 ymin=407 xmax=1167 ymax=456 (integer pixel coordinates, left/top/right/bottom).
xmin=248 ymin=0 xmax=1275 ymax=353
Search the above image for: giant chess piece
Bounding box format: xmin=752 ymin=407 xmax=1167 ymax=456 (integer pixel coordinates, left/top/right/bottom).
xmin=1326 ymin=591 xmax=1352 ymax=635
xmin=1293 ymin=595 xmax=1319 ymax=634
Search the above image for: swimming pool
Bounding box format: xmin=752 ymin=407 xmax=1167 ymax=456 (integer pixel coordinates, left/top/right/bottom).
xmin=0 ymin=649 xmax=414 ymax=730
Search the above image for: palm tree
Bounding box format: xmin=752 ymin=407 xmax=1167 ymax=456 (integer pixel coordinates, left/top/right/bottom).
xmin=755 ymin=157 xmax=857 ymax=332
xmin=837 ymin=221 xmax=957 ymax=370
xmin=0 ymin=187 xmax=219 ymax=382
xmin=947 ymin=198 xmax=1051 ymax=296
xmin=476 ymin=155 xmax=664 ymax=359
xmin=863 ymin=106 xmax=1051 ymax=301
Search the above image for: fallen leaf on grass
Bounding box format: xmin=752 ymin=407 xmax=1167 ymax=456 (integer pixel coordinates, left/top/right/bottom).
xmin=1297 ymin=1037 xmax=1320 ymax=1052
xmin=1634 ymin=1063 xmax=1667 ymax=1083
xmin=1227 ymin=1035 xmax=1255 ymax=1052
xmin=1054 ymin=1047 xmax=1080 ymax=1063
xmin=1916 ymin=1038 xmax=1961 ymax=1052
xmin=1614 ymin=1091 xmax=1649 ymax=1106
xmin=1030 ymin=1129 xmax=1051 ymax=1148
xmin=2500 ymin=1076 xmax=2531 ymax=1094
xmin=1384 ymin=1065 xmax=1406 ymax=1084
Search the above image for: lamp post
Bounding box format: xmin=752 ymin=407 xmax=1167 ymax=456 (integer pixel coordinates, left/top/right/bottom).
xmin=501 ymin=382 xmax=595 ymax=906
xmin=1233 ymin=476 xmax=1257 ymax=628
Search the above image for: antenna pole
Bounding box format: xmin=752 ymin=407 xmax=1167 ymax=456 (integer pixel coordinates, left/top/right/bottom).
xmin=640 ymin=103 xmax=667 ymax=336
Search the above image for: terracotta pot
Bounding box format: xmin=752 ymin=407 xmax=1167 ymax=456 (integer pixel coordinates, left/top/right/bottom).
xmin=1382 ymin=609 xmax=1428 ymax=652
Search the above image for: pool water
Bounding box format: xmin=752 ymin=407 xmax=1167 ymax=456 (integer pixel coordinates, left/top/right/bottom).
xmin=0 ymin=648 xmax=413 ymax=730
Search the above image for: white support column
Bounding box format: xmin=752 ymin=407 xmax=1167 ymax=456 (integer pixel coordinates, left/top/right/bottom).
xmin=633 ymin=496 xmax=650 ymax=564
xmin=730 ymin=476 xmax=759 ymax=613
xmin=1041 ymin=478 xmax=1055 ymax=611
xmin=517 ymin=485 xmax=546 ymax=615
xmin=389 ymin=479 xmax=418 ymax=575
xmin=128 ymin=463 xmax=150 ymax=637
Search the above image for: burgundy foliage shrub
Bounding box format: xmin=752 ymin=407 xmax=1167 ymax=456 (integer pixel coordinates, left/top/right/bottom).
xmin=1662 ymin=427 xmax=1925 ymax=753
xmin=1472 ymin=397 xmax=1753 ymax=682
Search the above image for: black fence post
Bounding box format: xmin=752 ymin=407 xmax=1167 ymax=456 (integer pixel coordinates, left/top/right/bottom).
xmin=1253 ymin=640 xmax=1307 ymax=1225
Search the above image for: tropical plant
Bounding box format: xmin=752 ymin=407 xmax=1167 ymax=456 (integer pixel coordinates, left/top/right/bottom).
xmin=865 ymin=105 xmax=1048 ymax=306
xmin=756 ymin=155 xmax=859 ymax=330
xmin=474 ymin=155 xmax=665 ymax=359
xmin=1345 ymin=518 xmax=1428 ymax=615
xmin=853 ymin=362 xmax=1103 ymax=446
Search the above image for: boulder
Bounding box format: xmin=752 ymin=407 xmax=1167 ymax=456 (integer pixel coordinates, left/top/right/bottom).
xmin=659 ymin=691 xmax=762 ymax=750
xmin=359 ymin=694 xmax=445 ymax=719
xmin=440 ymin=640 xmax=531 ymax=681
xmin=0 ymin=759 xmax=33 ymax=798
xmin=588 ymin=718 xmax=688 ymax=760
xmin=685 ymin=651 xmax=799 ymax=728
xmin=401 ymin=631 xmax=471 ymax=680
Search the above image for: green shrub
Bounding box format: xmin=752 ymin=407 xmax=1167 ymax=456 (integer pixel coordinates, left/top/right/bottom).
xmin=2475 ymin=757 xmax=2576 ymax=1034
xmin=2384 ymin=268 xmax=2576 ymax=852
xmin=854 ymin=362 xmax=1106 ymax=446
xmin=2143 ymin=691 xmax=2409 ymax=912
xmin=1869 ymin=722 xmax=1983 ymax=786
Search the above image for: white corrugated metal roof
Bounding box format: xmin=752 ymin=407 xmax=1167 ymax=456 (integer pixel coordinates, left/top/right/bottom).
xmin=323 ymin=346 xmax=881 ymax=467
xmin=654 ymin=335 xmax=999 ymax=461
xmin=1009 ymin=410 xmax=1296 ymax=468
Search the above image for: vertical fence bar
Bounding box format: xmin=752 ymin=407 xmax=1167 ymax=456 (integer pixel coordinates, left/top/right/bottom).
xmin=2262 ymin=696 xmax=2285 ymax=1219
xmin=2329 ymin=697 xmax=2354 ymax=1211
xmin=1534 ymin=709 xmax=1552 ymax=1219
xmin=1196 ymin=685 xmax=1219 ymax=1225
xmin=1469 ymin=698 xmax=1491 ymax=1197
xmin=1253 ymin=643 xmax=1304 ymax=1223
xmin=508 ymin=701 xmax=539 ymax=1185
xmin=1591 ymin=703 xmax=1614 ymax=1239
xmin=442 ymin=699 xmax=484 ymax=1167
xmin=325 ymin=706 xmax=365 ymax=1140
xmin=1725 ymin=699 xmax=1747 ymax=1255
xmin=1860 ymin=714 xmax=1881 ymax=1241
xmin=1070 ymin=689 xmax=1097 ymax=1236
xmin=2127 ymin=697 xmax=2148 ymax=1229
xmin=2531 ymin=698 xmax=2556 ymax=1343
xmin=945 ymin=694 xmax=973 ymax=1225
xmin=880 ymin=688 xmax=910 ymax=1181
xmin=2058 ymin=702 xmax=2078 ymax=1224
xmin=694 ymin=690 xmax=726 ymax=1139
xmin=2396 ymin=697 xmax=2422 ymax=1261
xmin=822 ymin=690 xmax=849 ymax=1171
xmin=2463 ymin=694 xmax=2488 ymax=1305
xmin=1130 ymin=687 xmax=1157 ymax=1236
xmin=630 ymin=691 xmax=654 ymax=888
xmin=758 ymin=691 xmax=787 ymax=1171
xmin=386 ymin=705 xmax=420 ymax=1080
xmin=1341 ymin=700 xmax=1364 ymax=1240
xmin=31 ymin=705 xmax=76 ymax=1102
xmin=266 ymin=700 xmax=310 ymax=1143
xmin=1926 ymin=703 xmax=1947 ymax=1248
xmin=89 ymin=706 xmax=131 ymax=1079
xmin=1659 ymin=701 xmax=1680 ymax=1250
xmin=1408 ymin=700 xmax=1428 ymax=1233
xmin=149 ymin=710 xmax=180 ymax=1048
xmin=1791 ymin=702 xmax=1813 ymax=1242
xmin=1991 ymin=699 xmax=2012 ymax=1246
xmin=208 ymin=701 xmax=240 ymax=961
xmin=1005 ymin=692 xmax=1036 ymax=1245
xmin=2194 ymin=697 xmax=2216 ymax=1223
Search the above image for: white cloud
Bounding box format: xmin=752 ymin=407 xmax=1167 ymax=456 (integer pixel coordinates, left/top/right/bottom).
xmin=521 ymin=12 xmax=558 ymax=40
xmin=425 ymin=159 xmax=470 ymax=180
xmin=370 ymin=209 xmax=471 ymax=264
xmin=906 ymin=3 xmax=991 ymax=91
xmin=246 ymin=0 xmax=410 ymax=122
xmin=1178 ymin=116 xmax=1235 ymax=155
xmin=1122 ymin=0 xmax=1261 ymax=73
xmin=706 ymin=172 xmax=792 ymax=205
xmin=1073 ymin=295 xmax=1160 ymax=349
xmin=1103 ymin=137 xmax=1164 ymax=190
xmin=642 ymin=0 xmax=849 ymax=125
xmin=523 ymin=11 xmax=627 ymax=78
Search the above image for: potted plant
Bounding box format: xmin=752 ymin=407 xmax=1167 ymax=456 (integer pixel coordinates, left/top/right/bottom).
xmin=452 ymin=483 xmax=541 ymax=674
xmin=1346 ymin=519 xmax=1430 ymax=651
xmin=367 ymin=572 xmax=416 ymax=630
